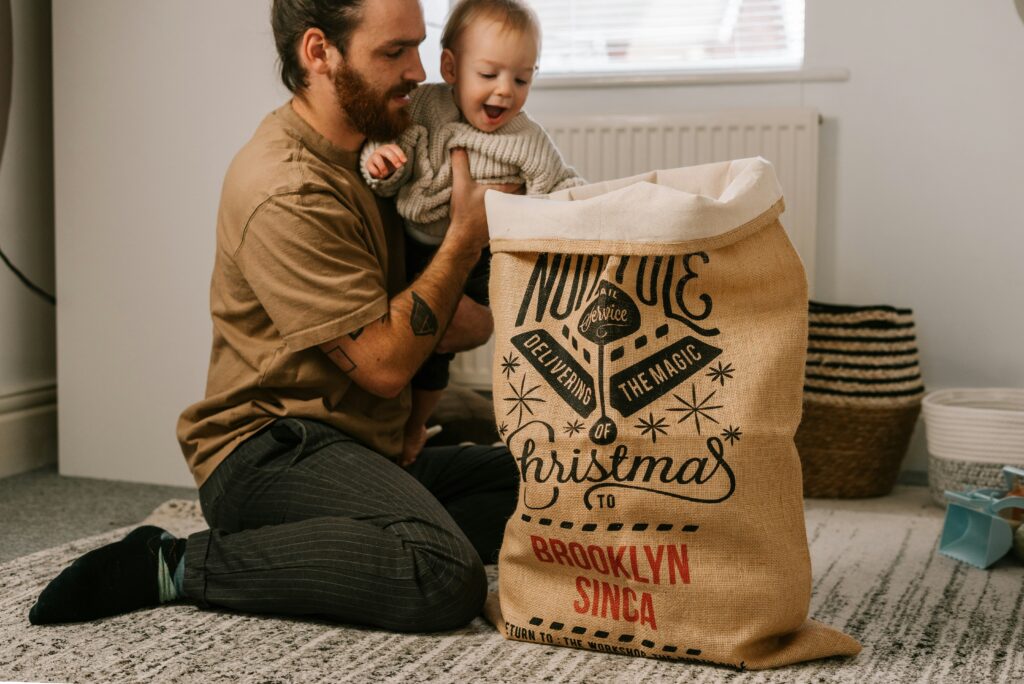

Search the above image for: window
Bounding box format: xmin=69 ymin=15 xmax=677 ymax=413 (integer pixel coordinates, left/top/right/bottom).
xmin=528 ymin=0 xmax=805 ymax=77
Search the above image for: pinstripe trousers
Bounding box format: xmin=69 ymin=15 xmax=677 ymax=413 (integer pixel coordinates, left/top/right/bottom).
xmin=181 ymin=418 xmax=519 ymax=632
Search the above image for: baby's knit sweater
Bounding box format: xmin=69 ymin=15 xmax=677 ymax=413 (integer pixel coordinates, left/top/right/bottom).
xmin=360 ymin=83 xmax=585 ymax=244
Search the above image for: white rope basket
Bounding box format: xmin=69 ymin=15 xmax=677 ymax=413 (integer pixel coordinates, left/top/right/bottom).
xmin=923 ymin=388 xmax=1024 ymax=504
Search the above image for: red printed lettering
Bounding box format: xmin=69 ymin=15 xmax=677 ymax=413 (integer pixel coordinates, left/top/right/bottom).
xmin=667 ymin=544 xmax=690 ymax=585
xmin=572 ymin=577 xmax=659 ymax=631
xmin=600 ymin=581 xmax=621 ymax=620
xmin=531 ymin=535 xmax=553 ymax=563
xmin=643 ymin=545 xmax=664 ymax=585
xmin=629 ymin=546 xmax=650 ymax=584
xmin=573 ymin=576 xmax=591 ymax=613
xmin=587 ymin=545 xmax=609 ymax=573
xmin=568 ymin=542 xmax=591 ymax=569
xmin=622 ymin=587 xmax=638 ymax=622
xmin=550 ymin=538 xmax=572 ymax=567
xmin=640 ymin=592 xmax=657 ymax=629
xmin=606 ymin=546 xmax=631 ymax=579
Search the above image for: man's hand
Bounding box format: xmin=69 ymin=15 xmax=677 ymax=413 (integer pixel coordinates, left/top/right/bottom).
xmin=436 ymin=295 xmax=493 ymax=354
xmin=400 ymin=422 xmax=428 ymax=467
xmin=447 ymin=149 xmax=523 ymax=255
xmin=399 ymin=388 xmax=443 ymax=466
xmin=366 ymin=144 xmax=406 ymax=179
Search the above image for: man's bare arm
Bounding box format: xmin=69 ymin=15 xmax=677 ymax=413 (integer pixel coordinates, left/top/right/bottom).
xmin=319 ymin=149 xmax=507 ymax=398
xmin=320 ymin=240 xmax=477 ymax=397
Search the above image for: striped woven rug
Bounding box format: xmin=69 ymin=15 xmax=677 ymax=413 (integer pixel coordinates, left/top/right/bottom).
xmin=1 ymin=489 xmax=1022 ymax=683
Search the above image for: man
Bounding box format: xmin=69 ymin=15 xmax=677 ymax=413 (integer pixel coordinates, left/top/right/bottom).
xmin=29 ymin=0 xmax=519 ymax=632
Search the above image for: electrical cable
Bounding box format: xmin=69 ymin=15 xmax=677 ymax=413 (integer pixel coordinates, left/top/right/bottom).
xmin=0 ymin=244 xmax=55 ymax=305
xmin=0 ymin=0 xmax=54 ymax=305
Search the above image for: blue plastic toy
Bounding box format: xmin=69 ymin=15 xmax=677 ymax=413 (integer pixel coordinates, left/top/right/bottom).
xmin=939 ymin=466 xmax=1024 ymax=569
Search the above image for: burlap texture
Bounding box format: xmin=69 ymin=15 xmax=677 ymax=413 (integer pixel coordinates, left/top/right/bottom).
xmin=484 ymin=158 xmax=861 ymax=670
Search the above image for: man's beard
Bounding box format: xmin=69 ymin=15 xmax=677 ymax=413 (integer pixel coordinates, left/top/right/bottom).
xmin=333 ymin=64 xmax=416 ymax=142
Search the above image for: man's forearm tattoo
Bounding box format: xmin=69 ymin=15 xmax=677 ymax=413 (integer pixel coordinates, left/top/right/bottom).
xmin=324 ymin=345 xmax=357 ymax=373
xmin=409 ymin=291 xmax=439 ymax=336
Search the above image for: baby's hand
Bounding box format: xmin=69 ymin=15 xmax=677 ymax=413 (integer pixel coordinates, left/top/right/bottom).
xmin=366 ymin=144 xmax=407 ymax=179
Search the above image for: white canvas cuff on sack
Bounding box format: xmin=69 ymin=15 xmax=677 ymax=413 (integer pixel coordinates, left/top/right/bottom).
xmin=485 ymin=157 xmax=783 ymax=249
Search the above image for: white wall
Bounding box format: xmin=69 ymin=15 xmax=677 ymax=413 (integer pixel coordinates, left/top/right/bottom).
xmin=54 ymin=0 xmax=1024 ymax=485
xmin=0 ymin=0 xmax=57 ymax=478
xmin=527 ymin=0 xmax=1024 ymax=472
xmin=54 ymin=1 xmax=285 ymax=486
xmin=53 ymin=0 xmax=444 ymax=486
xmin=805 ymin=1 xmax=1024 ymax=470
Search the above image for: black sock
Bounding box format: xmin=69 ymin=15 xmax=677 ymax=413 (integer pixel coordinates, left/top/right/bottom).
xmin=28 ymin=525 xmax=187 ymax=625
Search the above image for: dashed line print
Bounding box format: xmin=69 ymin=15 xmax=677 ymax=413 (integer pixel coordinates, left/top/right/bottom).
xmin=519 ymin=514 xmax=699 ymax=533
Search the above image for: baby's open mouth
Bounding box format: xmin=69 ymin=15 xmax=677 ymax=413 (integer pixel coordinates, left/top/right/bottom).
xmin=483 ymin=105 xmax=507 ymax=122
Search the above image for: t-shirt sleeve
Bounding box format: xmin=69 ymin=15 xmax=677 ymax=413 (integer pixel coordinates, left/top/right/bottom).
xmin=233 ymin=191 xmax=389 ymax=352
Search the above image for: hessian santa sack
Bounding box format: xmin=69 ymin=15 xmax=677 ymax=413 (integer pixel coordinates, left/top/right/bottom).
xmin=483 ymin=158 xmax=861 ymax=670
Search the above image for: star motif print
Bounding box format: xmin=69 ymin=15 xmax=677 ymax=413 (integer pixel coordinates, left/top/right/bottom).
xmin=563 ymin=419 xmax=585 ymax=437
xmin=503 ymin=374 xmax=546 ymax=428
xmin=500 ymin=353 xmax=521 ymax=379
xmin=706 ymin=361 xmax=735 ymax=386
xmin=635 ymin=413 xmax=669 ymax=444
xmin=667 ymin=384 xmax=724 ymax=435
xmin=721 ymin=425 xmax=742 ymax=445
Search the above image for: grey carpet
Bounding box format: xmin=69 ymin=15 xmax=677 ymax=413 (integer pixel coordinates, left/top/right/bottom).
xmin=0 ymin=466 xmax=197 ymax=563
xmin=1 ymin=489 xmax=1022 ymax=683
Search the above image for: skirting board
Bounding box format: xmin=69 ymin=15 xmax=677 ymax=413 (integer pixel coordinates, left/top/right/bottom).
xmin=0 ymin=403 xmax=58 ymax=479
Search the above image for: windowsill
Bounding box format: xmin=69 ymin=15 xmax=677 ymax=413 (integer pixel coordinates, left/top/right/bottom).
xmin=532 ymin=67 xmax=850 ymax=90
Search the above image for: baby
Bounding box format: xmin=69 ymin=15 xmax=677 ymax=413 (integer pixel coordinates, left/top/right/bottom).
xmin=361 ymin=0 xmax=585 ymax=460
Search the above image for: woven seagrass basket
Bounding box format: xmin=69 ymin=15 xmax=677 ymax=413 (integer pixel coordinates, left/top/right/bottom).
xmin=923 ymin=388 xmax=1024 ymax=506
xmin=795 ymin=302 xmax=925 ymax=497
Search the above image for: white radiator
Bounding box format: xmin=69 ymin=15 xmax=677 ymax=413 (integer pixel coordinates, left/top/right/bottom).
xmin=451 ymin=107 xmax=821 ymax=390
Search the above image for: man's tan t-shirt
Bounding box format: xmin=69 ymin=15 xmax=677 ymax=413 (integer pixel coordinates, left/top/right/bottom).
xmin=177 ymin=103 xmax=410 ymax=487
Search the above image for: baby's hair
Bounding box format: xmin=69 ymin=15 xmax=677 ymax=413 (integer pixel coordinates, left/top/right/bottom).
xmin=440 ymin=0 xmax=541 ymax=52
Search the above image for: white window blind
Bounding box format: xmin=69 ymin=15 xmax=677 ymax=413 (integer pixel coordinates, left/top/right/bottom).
xmin=527 ymin=0 xmax=805 ymax=76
